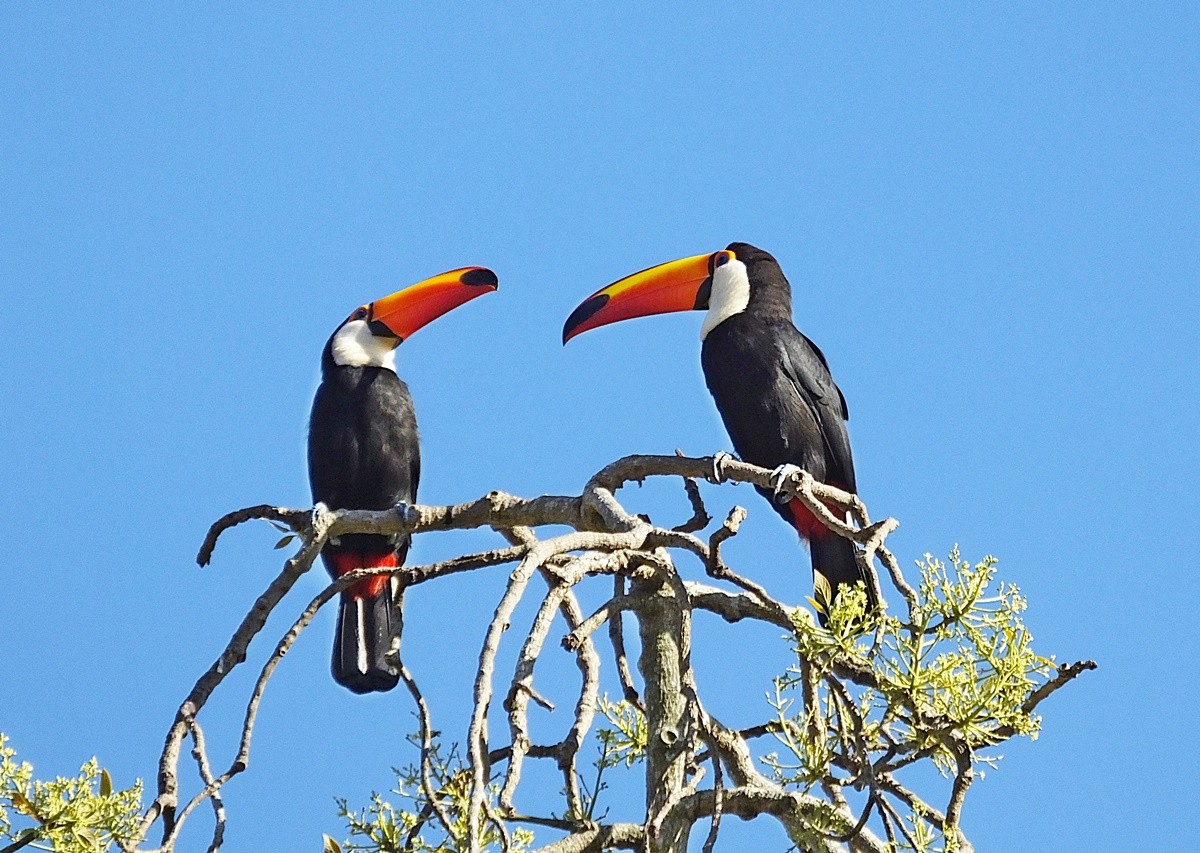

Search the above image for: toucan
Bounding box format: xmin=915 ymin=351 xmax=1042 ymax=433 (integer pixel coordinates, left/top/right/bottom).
xmin=562 ymin=242 xmax=875 ymax=617
xmin=308 ymin=266 xmax=498 ymax=692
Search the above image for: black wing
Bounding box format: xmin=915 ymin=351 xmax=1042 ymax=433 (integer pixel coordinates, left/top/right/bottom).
xmin=776 ymin=326 xmax=855 ymax=492
xmin=702 ymin=314 xmax=853 ymax=491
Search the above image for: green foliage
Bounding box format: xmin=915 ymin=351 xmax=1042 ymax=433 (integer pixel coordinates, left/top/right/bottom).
xmin=565 ymin=694 xmax=648 ymax=822
xmin=765 ymin=548 xmax=1055 ymax=851
xmin=336 ymin=698 xmax=652 ymax=851
xmin=335 ymin=549 xmax=1063 ymax=852
xmin=335 ymin=739 xmax=533 ymax=853
xmin=0 ymin=734 xmax=142 ymax=853
xmin=886 ymin=550 xmax=1051 ymax=750
xmin=594 ymin=695 xmax=647 ymax=772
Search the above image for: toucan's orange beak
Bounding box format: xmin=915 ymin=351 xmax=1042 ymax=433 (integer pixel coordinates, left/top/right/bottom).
xmin=367 ymin=267 xmax=498 ymax=342
xmin=562 ymin=252 xmax=721 ymax=344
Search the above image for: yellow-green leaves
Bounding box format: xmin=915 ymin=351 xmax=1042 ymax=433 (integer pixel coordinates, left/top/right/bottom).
xmin=0 ymin=734 xmax=143 ymax=853
xmin=880 ymin=549 xmax=1054 ymax=753
xmin=770 ymin=548 xmax=1057 ymax=851
xmin=334 ymin=739 xmax=535 ymax=853
xmin=595 ymin=695 xmax=647 ymax=770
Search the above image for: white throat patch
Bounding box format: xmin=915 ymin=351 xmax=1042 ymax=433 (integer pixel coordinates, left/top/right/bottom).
xmin=330 ymin=319 xmax=398 ymax=372
xmin=700 ymin=258 xmax=751 ymax=340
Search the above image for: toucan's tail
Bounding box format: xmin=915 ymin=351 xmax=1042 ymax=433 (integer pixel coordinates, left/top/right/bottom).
xmin=333 ymin=578 xmax=402 ymax=693
xmin=809 ymin=533 xmax=877 ymax=624
xmin=780 ymin=496 xmax=878 ymax=622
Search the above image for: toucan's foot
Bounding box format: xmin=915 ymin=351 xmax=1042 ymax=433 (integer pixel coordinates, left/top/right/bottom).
xmin=311 ymin=502 xmax=336 ymax=544
xmin=709 ymin=451 xmax=734 ymax=484
xmin=771 ymin=464 xmax=805 ymax=504
xmin=393 ymin=500 xmax=416 ymax=525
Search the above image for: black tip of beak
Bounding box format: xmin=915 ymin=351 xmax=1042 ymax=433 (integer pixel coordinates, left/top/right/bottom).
xmin=562 ymin=293 xmax=610 ymax=344
xmin=461 ymin=267 xmax=499 ymax=287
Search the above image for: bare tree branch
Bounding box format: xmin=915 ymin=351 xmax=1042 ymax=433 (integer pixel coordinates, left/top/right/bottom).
xmin=526 ymin=823 xmax=642 ymax=853
xmin=134 ymin=452 xmax=1090 ymax=853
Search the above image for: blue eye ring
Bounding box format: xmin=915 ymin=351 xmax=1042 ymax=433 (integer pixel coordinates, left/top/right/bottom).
xmin=713 ymin=251 xmax=732 ymax=268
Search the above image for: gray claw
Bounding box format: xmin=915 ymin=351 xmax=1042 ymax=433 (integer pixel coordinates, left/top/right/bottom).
xmin=709 ymin=451 xmax=734 ymax=484
xmin=311 ymin=502 xmax=336 ymax=543
xmin=771 ymin=464 xmax=803 ymax=504
xmin=393 ymin=500 xmax=415 ymax=525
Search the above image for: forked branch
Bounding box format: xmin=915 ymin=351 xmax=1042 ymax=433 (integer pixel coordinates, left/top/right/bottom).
xmin=130 ymin=453 xmax=1089 ymax=853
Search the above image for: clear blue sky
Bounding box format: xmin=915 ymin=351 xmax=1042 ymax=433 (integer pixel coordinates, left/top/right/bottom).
xmin=2 ymin=4 xmax=1196 ymax=851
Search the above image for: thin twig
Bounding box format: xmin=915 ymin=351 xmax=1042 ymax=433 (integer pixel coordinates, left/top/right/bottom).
xmin=185 ymin=719 xmax=225 ymax=853
xmin=608 ymin=575 xmax=642 ymax=709
xmin=196 ymin=505 xmax=310 ymax=567
xmin=398 ymin=657 xmax=457 ymax=839
xmin=672 ymin=468 xmax=711 ymax=534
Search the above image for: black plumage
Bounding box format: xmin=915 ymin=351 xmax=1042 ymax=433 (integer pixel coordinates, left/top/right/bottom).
xmin=308 ymin=340 xmax=420 ymax=694
xmin=700 ymin=243 xmax=875 ymax=615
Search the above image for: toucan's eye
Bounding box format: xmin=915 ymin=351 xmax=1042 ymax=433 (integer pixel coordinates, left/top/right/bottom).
xmin=349 ymin=307 xmax=368 ymax=321
xmin=713 ymin=251 xmax=732 ymax=269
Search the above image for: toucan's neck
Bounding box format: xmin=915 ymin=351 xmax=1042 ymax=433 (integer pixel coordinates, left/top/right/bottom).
xmin=746 ymin=275 xmax=792 ymax=321
xmin=728 ymin=242 xmax=793 ymax=324
xmin=700 ymin=247 xmax=795 ymax=338
xmin=324 ymin=320 xmax=399 ymax=374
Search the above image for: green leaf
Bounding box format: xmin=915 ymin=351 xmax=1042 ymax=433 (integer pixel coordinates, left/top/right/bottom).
xmin=100 ymin=767 xmax=112 ymax=797
xmin=274 ymin=534 xmax=296 ymax=550
xmin=323 ymin=833 xmax=344 ymax=853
